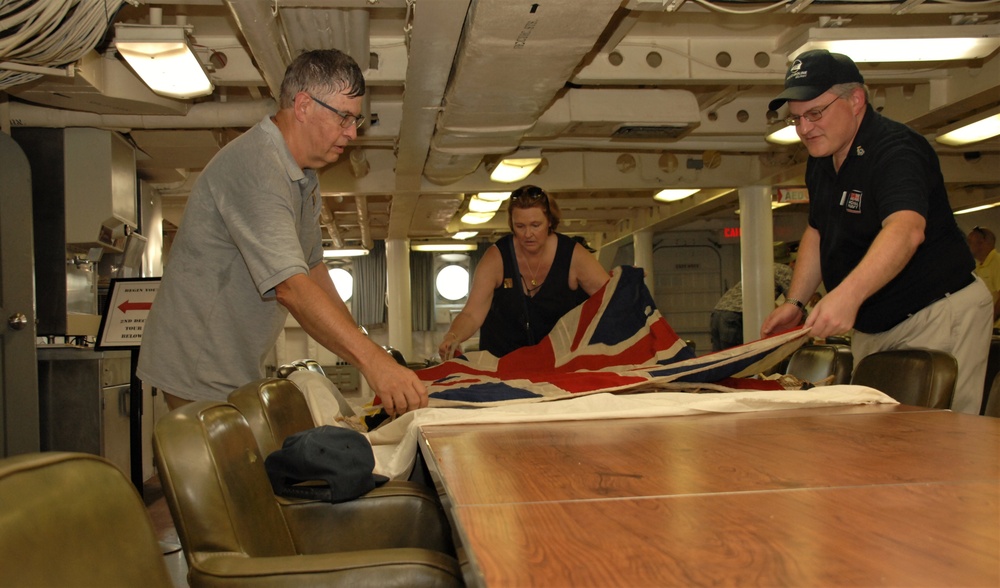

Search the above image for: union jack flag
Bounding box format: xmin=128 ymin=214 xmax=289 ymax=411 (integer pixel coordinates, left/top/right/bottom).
xmin=417 ymin=266 xmax=810 ymax=407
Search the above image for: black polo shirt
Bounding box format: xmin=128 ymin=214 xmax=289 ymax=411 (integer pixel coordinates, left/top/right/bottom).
xmin=806 ymin=105 xmax=974 ymax=333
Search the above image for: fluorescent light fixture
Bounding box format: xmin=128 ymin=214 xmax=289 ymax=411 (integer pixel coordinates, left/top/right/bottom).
xmin=784 ymin=24 xmax=1000 ymax=63
xmin=452 ymin=231 xmax=479 ymax=240
xmin=766 ymin=125 xmax=801 ymax=145
xmin=936 ymin=105 xmax=1000 ymax=146
xmin=490 ymin=150 xmax=542 ymax=183
xmin=412 ymin=243 xmax=478 ymax=252
xmin=468 ymin=195 xmax=503 ymax=213
xmin=323 ymin=248 xmax=369 ymax=258
xmin=461 ymin=211 xmax=495 ymax=225
xmin=653 ymin=189 xmax=699 ymax=202
xmin=115 ymin=23 xmax=214 ymax=99
xmin=476 ymin=191 xmax=512 ymax=202
xmin=954 ymin=203 xmax=1000 ymax=215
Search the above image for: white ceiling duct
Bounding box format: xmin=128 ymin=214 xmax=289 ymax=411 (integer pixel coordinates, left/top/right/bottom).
xmin=531 ymin=88 xmax=702 ymax=140
xmin=223 ymin=0 xmax=293 ymax=96
xmin=422 ymin=0 xmax=623 ymax=185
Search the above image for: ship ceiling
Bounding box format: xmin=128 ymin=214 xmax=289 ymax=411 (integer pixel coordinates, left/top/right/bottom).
xmin=3 ymin=0 xmax=999 ymax=251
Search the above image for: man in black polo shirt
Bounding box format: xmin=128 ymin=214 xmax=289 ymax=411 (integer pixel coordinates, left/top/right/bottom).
xmin=760 ymin=49 xmax=992 ymax=414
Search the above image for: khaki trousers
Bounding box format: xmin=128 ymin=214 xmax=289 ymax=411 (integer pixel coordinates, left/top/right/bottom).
xmin=852 ymin=275 xmax=992 ymax=415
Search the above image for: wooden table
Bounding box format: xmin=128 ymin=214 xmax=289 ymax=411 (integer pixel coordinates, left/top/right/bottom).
xmin=419 ymin=404 xmax=1000 ymax=587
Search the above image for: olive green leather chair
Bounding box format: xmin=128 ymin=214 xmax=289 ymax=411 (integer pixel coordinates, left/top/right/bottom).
xmin=984 ymin=371 xmax=1000 ymax=418
xmin=851 ymin=348 xmax=958 ymax=409
xmin=0 ymin=452 xmax=173 ymax=588
xmin=227 ymin=377 xmax=454 ymax=555
xmin=153 ymin=401 xmax=462 ymax=587
xmin=784 ymin=344 xmax=854 ymax=386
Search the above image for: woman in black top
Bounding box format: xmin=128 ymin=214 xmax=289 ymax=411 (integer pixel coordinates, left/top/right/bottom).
xmin=439 ymin=185 xmax=610 ymax=359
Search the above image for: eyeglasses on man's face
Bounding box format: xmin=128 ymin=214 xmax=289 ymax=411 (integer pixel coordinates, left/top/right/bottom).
xmin=784 ymin=95 xmax=843 ymax=127
xmin=308 ymin=94 xmax=365 ymax=129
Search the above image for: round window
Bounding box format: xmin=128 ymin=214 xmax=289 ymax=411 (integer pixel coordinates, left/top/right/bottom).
xmin=436 ymin=264 xmax=470 ymax=301
xmin=329 ymin=267 xmax=353 ymax=301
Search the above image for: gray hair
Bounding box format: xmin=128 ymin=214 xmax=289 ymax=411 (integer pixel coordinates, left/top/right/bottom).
xmin=278 ymin=49 xmax=365 ymax=109
xmin=831 ymin=81 xmax=870 ymax=104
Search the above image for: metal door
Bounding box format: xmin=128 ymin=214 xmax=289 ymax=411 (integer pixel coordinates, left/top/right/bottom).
xmin=0 ymin=132 xmax=39 ymax=456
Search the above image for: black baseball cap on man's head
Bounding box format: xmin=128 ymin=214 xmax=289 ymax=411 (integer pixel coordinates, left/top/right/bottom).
xmin=768 ymin=50 xmax=865 ymax=112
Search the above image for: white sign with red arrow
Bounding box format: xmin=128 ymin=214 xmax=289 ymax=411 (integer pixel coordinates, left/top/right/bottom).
xmin=97 ymin=279 xmax=161 ymax=348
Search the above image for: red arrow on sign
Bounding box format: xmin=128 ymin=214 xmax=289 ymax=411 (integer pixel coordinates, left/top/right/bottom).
xmin=118 ymin=300 xmax=153 ymax=313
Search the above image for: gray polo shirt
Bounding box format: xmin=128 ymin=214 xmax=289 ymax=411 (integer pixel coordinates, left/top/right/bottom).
xmin=137 ymin=115 xmax=323 ymax=401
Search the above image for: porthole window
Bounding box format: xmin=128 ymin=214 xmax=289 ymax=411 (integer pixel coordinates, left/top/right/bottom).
xmin=329 ymin=267 xmax=354 ymax=301
xmin=436 ymin=264 xmax=470 ymax=301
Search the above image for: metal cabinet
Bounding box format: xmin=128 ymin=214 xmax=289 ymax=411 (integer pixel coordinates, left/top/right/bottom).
xmin=36 ymin=347 xmax=132 ymax=475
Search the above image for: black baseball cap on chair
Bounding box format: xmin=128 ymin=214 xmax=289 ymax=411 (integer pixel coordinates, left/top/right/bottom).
xmin=768 ymin=50 xmax=865 ymax=111
xmin=265 ymin=425 xmax=389 ymax=503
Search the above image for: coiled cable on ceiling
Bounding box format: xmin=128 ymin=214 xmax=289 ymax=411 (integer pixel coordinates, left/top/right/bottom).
xmin=0 ymin=0 xmax=124 ymax=90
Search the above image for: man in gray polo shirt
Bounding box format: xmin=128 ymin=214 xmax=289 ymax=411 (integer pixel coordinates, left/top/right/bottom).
xmin=138 ymin=49 xmax=428 ymax=418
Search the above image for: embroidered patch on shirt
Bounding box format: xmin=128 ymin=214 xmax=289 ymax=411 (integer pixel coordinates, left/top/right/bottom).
xmin=845 ymin=190 xmax=863 ymax=213
xmin=503 ymin=278 xmax=513 ymax=288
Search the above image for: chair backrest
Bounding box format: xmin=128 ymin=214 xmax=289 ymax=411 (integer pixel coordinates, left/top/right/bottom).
xmin=0 ymin=452 xmax=172 ymax=587
xmin=985 ymin=370 xmax=1000 ymax=418
xmin=229 ymin=377 xmax=317 ymax=457
xmin=785 ymin=344 xmax=854 ymax=385
xmin=851 ymin=348 xmax=958 ymax=409
xmin=981 ymin=337 xmax=1000 ymax=414
xmin=383 ymin=346 xmax=407 ymax=366
xmin=276 ymin=359 xmax=327 ymax=378
xmin=153 ymin=401 xmax=299 ymax=566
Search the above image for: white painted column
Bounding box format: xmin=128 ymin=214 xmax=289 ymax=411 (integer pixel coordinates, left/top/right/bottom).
xmin=633 ymin=230 xmax=655 ymax=297
xmin=739 ymin=185 xmax=775 ymax=345
xmin=385 ymin=238 xmax=414 ymax=361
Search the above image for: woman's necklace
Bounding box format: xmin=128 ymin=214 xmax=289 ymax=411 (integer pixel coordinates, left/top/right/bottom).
xmin=524 ymin=254 xmax=541 ymax=287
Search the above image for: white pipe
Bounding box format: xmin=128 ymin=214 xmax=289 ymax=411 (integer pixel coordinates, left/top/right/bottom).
xmin=8 ymin=100 xmax=275 ymax=130
xmin=385 ymin=239 xmax=413 ymax=360
xmin=355 ymin=195 xmax=373 ymax=250
xmin=0 ymin=62 xmax=74 ymax=78
xmin=633 ymin=230 xmax=655 ymax=297
xmin=739 ymin=185 xmax=775 ymax=345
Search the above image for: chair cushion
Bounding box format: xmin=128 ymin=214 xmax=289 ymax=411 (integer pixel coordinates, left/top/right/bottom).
xmin=0 ymin=452 xmax=172 ymax=587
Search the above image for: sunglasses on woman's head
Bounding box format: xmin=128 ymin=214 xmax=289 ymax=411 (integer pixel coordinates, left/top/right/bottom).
xmin=511 ymin=186 xmax=547 ymax=204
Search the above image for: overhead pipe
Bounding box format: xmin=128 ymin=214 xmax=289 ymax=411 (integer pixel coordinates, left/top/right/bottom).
xmin=7 ymin=99 xmax=275 ymax=130
xmin=355 ymin=195 xmax=373 ymax=250
xmin=320 ymin=204 xmax=345 ymax=248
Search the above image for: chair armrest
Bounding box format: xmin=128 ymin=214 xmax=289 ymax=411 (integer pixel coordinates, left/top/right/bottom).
xmin=277 ymin=482 xmax=454 ymax=555
xmin=190 ymin=548 xmax=462 ymax=588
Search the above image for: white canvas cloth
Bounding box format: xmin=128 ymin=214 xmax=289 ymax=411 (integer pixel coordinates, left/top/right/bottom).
xmin=365 ymin=385 xmax=898 ymax=480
